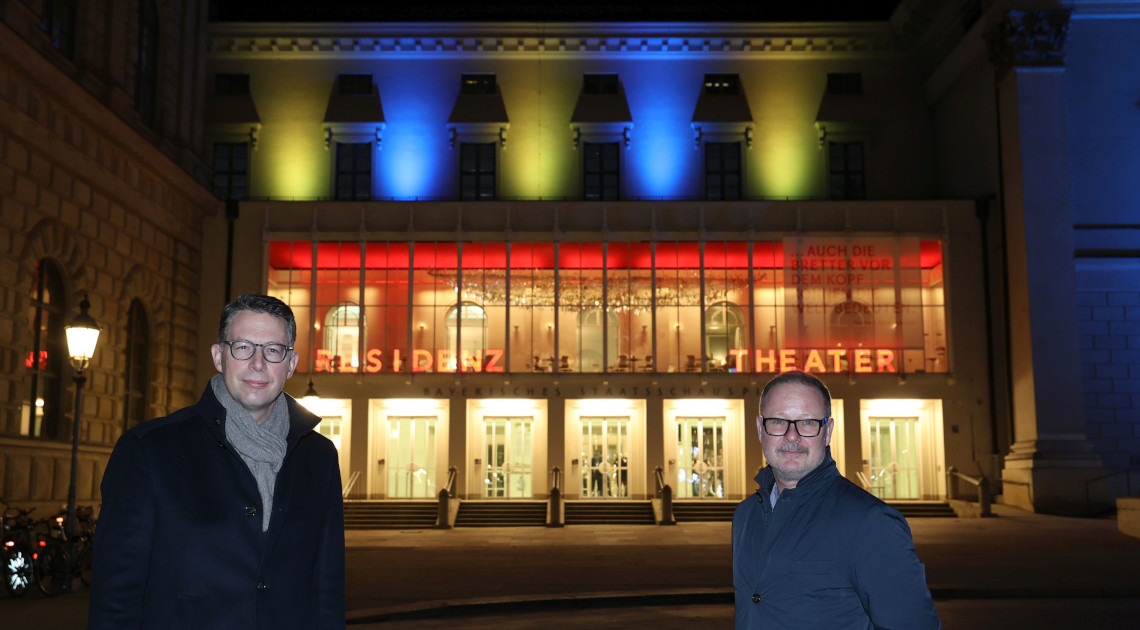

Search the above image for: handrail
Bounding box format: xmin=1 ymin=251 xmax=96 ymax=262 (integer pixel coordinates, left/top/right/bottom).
xmin=947 ymin=466 xmax=991 ymax=516
xmin=551 ymin=466 xmax=562 ymax=493
xmin=341 ymin=470 xmax=361 ymax=499
xmin=654 ymin=466 xmax=676 ymax=525
xmin=1084 ymin=466 xmax=1140 ymax=514
xmin=855 ymin=471 xmax=872 ymax=491
xmin=445 ymin=466 xmax=458 ymax=498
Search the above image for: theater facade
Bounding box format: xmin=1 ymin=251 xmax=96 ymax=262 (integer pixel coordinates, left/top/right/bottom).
xmin=198 ymin=4 xmax=1125 ymax=515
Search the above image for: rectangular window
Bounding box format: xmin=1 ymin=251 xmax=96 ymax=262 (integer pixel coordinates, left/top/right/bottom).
xmin=336 ymin=142 xmax=372 ymax=201
xmin=338 ymin=74 xmax=373 ymax=96
xmin=41 ymin=0 xmax=76 ymax=57
xmin=583 ymin=142 xmax=620 ymax=201
xmin=268 ymin=237 xmax=949 ymax=376
xmin=829 ymin=141 xmax=865 ymax=199
xmin=827 ymin=73 xmax=863 ymax=95
xmin=705 ymin=142 xmax=742 ymax=201
xmin=460 ymin=142 xmax=496 ymax=201
xmin=703 ymin=74 xmax=741 ymax=95
xmin=461 ymin=74 xmax=497 ymax=96
xmin=583 ymin=74 xmax=619 ymax=95
xmin=215 ymin=73 xmax=251 ymax=95
xmin=213 ymin=143 xmax=249 ymax=200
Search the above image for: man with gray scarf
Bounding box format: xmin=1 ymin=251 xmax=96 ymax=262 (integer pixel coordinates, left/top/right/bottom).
xmin=89 ymin=295 xmax=345 ymax=629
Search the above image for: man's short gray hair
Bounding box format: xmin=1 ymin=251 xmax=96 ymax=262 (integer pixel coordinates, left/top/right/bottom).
xmin=759 ymin=370 xmax=832 ymax=419
xmin=217 ymin=294 xmax=297 ymax=346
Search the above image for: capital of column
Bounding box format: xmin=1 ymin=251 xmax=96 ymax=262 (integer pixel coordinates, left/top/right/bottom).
xmin=984 ymin=9 xmax=1071 ymax=76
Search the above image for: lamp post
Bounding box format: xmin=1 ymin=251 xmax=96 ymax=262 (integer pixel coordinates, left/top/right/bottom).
xmin=64 ymin=295 xmax=100 ymax=544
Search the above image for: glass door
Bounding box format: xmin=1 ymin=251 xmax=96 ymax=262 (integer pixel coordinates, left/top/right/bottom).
xmin=866 ymin=416 xmax=920 ymax=500
xmin=484 ymin=417 xmax=533 ymax=498
xmin=580 ymin=417 xmax=630 ymax=498
xmin=675 ymin=416 xmax=725 ymax=499
xmin=387 ymin=416 xmax=437 ymax=498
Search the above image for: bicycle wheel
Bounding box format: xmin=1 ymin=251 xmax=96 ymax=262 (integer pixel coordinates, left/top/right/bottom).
xmin=2 ymin=544 xmax=34 ymax=597
xmin=35 ymin=542 xmax=70 ymax=597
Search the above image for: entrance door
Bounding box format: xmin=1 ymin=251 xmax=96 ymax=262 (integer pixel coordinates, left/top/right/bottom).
xmin=866 ymin=416 xmax=920 ymax=500
xmin=387 ymin=416 xmax=438 ymax=498
xmin=580 ymin=417 xmax=629 ymax=498
xmin=676 ymin=417 xmax=725 ymax=499
xmin=484 ymin=417 xmax=533 ymax=498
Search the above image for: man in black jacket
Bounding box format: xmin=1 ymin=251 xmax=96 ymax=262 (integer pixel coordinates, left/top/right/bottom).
xmin=89 ymin=294 xmax=345 ymax=629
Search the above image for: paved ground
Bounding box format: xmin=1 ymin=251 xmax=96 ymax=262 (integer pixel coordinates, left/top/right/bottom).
xmin=3 ymin=504 xmax=1140 ymax=629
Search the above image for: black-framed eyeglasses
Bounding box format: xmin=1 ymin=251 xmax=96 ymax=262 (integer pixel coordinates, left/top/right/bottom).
xmin=760 ymin=417 xmax=828 ymax=438
xmin=220 ymin=340 xmax=293 ymax=364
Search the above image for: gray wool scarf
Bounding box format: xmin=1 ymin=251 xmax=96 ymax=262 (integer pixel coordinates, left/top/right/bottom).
xmin=211 ymin=374 xmax=289 ymax=532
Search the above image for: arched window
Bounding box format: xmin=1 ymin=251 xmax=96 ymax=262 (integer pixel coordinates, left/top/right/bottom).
xmin=136 ymin=0 xmax=158 ymax=126
xmin=323 ymin=303 xmax=363 ymax=371
xmin=22 ymin=260 xmax=67 ymax=438
xmin=446 ymin=302 xmax=487 ymax=371
xmin=705 ymin=302 xmax=745 ymax=370
xmin=124 ymin=299 xmax=150 ymax=430
xmin=830 ymin=299 xmax=874 ymax=346
xmin=577 ymin=308 xmax=619 ymax=372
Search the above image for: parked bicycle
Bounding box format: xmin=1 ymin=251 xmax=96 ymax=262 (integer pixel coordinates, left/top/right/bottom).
xmin=34 ymin=505 xmax=96 ymax=597
xmin=1 ymin=498 xmax=37 ymax=598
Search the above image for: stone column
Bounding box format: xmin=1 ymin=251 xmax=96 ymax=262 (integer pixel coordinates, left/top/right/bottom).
xmin=986 ymin=10 xmax=1105 ymax=515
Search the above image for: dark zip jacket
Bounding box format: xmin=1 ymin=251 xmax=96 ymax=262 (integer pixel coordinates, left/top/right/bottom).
xmin=732 ymin=450 xmax=941 ymax=629
xmin=89 ymin=385 xmax=345 ymax=629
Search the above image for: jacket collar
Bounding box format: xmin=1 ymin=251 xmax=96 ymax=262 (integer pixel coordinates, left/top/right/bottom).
xmin=753 ymin=447 xmax=839 ymax=502
xmin=197 ymin=382 xmax=322 ymax=450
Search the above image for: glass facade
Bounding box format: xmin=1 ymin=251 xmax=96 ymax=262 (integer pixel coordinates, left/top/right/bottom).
xmin=268 ymin=237 xmax=947 ymax=376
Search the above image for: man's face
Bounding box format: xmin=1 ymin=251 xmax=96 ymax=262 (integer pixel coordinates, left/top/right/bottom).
xmin=210 ymin=310 xmax=298 ymax=424
xmin=757 ymin=382 xmax=833 ymax=491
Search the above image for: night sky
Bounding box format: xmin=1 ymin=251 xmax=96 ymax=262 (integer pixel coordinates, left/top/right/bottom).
xmin=210 ymin=1 xmax=904 ymax=23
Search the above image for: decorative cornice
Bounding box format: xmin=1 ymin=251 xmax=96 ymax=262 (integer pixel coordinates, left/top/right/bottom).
xmin=207 ymin=22 xmax=899 ymax=58
xmin=984 ymin=9 xmax=1071 ymax=76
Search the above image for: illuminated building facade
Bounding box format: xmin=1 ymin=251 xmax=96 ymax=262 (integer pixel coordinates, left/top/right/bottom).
xmin=199 ymin=1 xmax=1140 ymax=515
xmin=0 ymin=1 xmax=216 ymax=514
xmin=201 ymin=12 xmax=994 ymax=512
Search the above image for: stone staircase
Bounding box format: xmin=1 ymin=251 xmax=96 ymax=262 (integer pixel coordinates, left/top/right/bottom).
xmin=343 ymin=501 xmax=439 ymax=529
xmin=889 ymin=501 xmax=957 ymax=518
xmin=454 ymin=500 xmax=548 ymax=527
xmin=672 ymin=500 xmax=737 ymax=522
xmin=563 ymin=500 xmax=656 ymax=525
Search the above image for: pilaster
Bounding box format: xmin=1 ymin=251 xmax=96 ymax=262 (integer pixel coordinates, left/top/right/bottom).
xmin=987 ymin=9 xmax=1106 ymax=515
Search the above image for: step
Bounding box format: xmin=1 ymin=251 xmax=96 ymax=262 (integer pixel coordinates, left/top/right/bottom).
xmin=889 ymin=501 xmax=957 ymax=518
xmin=455 ymin=501 xmax=548 ymax=527
xmin=343 ymin=501 xmax=439 ymax=529
xmin=672 ymin=501 xmax=737 ymax=522
xmin=563 ymin=501 xmax=656 ymax=525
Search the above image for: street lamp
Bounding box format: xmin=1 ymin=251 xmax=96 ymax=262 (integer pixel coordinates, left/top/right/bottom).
xmin=300 ymin=377 xmax=320 ymax=412
xmin=64 ymin=294 xmax=100 ymax=544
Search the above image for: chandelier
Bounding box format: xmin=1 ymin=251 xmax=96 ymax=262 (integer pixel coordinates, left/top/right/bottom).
xmin=429 ymin=270 xmax=745 ymax=313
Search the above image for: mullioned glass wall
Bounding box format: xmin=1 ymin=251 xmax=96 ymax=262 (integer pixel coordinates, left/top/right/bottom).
xmin=268 ymin=237 xmax=946 ymax=376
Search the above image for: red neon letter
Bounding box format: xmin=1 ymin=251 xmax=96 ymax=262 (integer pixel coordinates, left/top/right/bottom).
xmin=779 ymin=349 xmax=797 ymax=372
xmin=803 ymin=350 xmax=826 ymax=373
xmin=876 ymin=349 xmax=896 ymax=373
xmin=364 ymin=348 xmax=383 ymax=374
xmin=484 ymin=348 xmax=504 ymax=373
xmin=412 ymin=349 xmax=432 ymax=372
xmin=755 ymin=349 xmax=777 ymax=372
xmin=854 ymin=349 xmax=873 ymax=373
xmin=826 ymin=349 xmax=845 ymax=372
xmin=729 ymin=349 xmax=748 ymax=372
xmin=437 ymin=349 xmax=456 ymax=373
xmin=315 ymin=349 xmax=333 ymax=373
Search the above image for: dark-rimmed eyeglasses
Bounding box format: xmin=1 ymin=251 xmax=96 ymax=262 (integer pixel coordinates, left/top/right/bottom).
xmin=760 ymin=417 xmax=828 ymax=438
xmin=220 ymin=340 xmax=293 ymax=364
